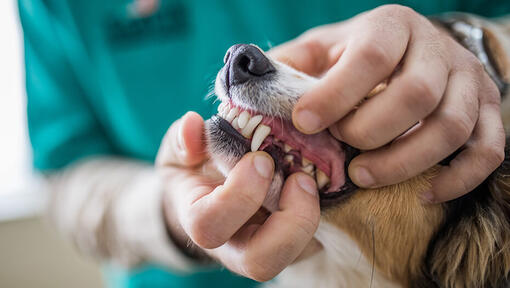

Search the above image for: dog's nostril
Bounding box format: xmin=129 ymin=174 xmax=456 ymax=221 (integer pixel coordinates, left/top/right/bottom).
xmin=237 ymin=55 xmax=250 ymax=72
xmin=226 ymin=44 xmax=275 ymax=87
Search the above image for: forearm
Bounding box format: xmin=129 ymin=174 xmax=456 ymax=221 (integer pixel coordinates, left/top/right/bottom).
xmin=46 ymin=157 xmax=194 ymax=270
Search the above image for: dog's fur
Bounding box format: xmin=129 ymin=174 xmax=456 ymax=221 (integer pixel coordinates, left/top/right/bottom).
xmin=205 ymin=45 xmax=510 ymax=288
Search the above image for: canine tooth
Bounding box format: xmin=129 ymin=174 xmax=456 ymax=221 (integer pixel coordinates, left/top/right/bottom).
xmin=302 ymin=157 xmax=312 ymax=167
xmin=251 ymin=125 xmax=271 ymax=152
xmin=237 ymin=111 xmax=250 ymax=129
xmin=226 ymin=107 xmax=239 ymax=122
xmin=284 ymin=155 xmax=294 ymax=163
xmin=316 ymin=169 xmax=330 ymax=189
xmin=232 ymin=117 xmax=240 ymax=129
xmin=284 ymin=144 xmax=292 ymax=152
xmin=241 ymin=115 xmax=263 ymax=138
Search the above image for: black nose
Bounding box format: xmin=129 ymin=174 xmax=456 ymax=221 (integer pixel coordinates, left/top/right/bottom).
xmin=224 ymin=44 xmax=275 ymax=87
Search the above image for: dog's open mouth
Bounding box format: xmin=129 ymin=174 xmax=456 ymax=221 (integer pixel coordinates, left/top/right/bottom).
xmin=214 ymin=101 xmax=358 ymax=202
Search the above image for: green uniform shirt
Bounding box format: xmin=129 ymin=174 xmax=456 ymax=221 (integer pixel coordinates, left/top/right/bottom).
xmin=19 ymin=0 xmax=510 ymax=287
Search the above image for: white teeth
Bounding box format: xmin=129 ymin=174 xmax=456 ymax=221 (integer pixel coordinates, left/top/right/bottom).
xmin=302 ymin=157 xmax=312 ymax=167
xmin=232 ymin=117 xmax=240 ymax=129
xmin=241 ymin=115 xmax=263 ymax=138
xmin=237 ymin=111 xmax=250 ymax=129
xmin=284 ymin=144 xmax=293 ymax=153
xmin=226 ymin=107 xmax=239 ymax=122
xmin=284 ymin=155 xmax=294 ymax=163
xmin=218 ymin=102 xmax=227 ymax=114
xmin=316 ymin=169 xmax=330 ymax=190
xmin=251 ymin=124 xmax=271 ymax=152
xmin=302 ymin=164 xmax=315 ymax=176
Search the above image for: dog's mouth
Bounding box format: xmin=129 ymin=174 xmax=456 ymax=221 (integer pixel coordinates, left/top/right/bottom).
xmin=214 ymin=101 xmax=359 ymax=205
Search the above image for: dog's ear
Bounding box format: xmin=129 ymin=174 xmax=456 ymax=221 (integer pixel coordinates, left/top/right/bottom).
xmin=419 ymin=145 xmax=510 ymax=288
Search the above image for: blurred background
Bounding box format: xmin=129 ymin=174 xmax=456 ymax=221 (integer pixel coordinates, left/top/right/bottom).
xmin=0 ymin=1 xmax=103 ymax=287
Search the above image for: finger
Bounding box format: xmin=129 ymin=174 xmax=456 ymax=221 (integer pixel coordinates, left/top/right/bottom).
xmin=267 ymin=24 xmax=347 ymax=76
xmin=349 ymin=71 xmax=479 ymax=188
xmin=293 ymin=238 xmax=323 ymax=263
xmin=331 ymin=37 xmax=448 ymax=149
xmin=268 ymin=38 xmax=331 ymax=77
xmin=425 ymin=98 xmax=505 ymax=203
xmin=156 ymin=111 xmax=207 ymax=167
xmin=214 ymin=173 xmax=319 ymax=282
xmin=292 ymin=23 xmax=410 ymax=134
xmin=183 ymin=152 xmax=274 ymax=249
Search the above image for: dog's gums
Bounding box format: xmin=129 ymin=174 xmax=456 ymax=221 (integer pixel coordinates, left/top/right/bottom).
xmin=216 ymin=101 xmax=346 ymax=193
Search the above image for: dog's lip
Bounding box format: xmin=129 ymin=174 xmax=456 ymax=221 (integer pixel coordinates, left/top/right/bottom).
xmin=211 ymin=113 xmax=359 ymax=205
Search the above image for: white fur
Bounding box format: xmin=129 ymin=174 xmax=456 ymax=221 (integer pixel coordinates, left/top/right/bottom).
xmin=266 ymin=221 xmax=400 ymax=288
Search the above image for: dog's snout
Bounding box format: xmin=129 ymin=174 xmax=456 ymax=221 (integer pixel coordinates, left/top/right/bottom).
xmin=225 ymin=44 xmax=275 ymax=87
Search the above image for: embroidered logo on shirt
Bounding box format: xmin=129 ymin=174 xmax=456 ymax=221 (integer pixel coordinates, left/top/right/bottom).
xmin=106 ymin=0 xmax=188 ymax=46
xmin=127 ymin=0 xmax=160 ymax=18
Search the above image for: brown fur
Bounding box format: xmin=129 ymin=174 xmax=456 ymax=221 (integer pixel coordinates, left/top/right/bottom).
xmin=426 ymin=153 xmax=510 ymax=288
xmin=324 ymin=167 xmax=444 ymax=286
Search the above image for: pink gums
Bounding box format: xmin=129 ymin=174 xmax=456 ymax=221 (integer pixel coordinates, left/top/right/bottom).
xmin=260 ymin=118 xmax=346 ymax=193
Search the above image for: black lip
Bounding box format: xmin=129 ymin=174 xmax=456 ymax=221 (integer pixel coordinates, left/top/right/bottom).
xmin=211 ymin=114 xmax=249 ymax=146
xmin=319 ymin=144 xmax=360 ymax=208
xmin=210 ymin=114 xmax=360 ymax=208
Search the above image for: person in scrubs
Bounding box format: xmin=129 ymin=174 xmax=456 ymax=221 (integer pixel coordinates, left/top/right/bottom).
xmin=19 ymin=0 xmax=510 ymax=287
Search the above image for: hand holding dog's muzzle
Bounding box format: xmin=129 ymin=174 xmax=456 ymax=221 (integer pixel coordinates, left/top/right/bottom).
xmin=270 ymin=4 xmax=505 ymax=203
xmin=157 ymin=111 xmax=321 ymax=281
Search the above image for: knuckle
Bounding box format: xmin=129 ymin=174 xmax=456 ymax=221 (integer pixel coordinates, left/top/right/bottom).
xmin=439 ymin=109 xmax=472 ymax=148
xmin=469 ymin=56 xmax=485 ymax=75
xmin=376 ymin=4 xmax=416 ymax=18
xmin=240 ymin=255 xmax=279 ymax=282
xmin=346 ymin=124 xmax=381 ymax=149
xmin=357 ymin=41 xmax=394 ymax=70
xmin=403 ymin=79 xmax=440 ymax=115
xmin=484 ymin=81 xmax=501 ymax=106
xmin=483 ymin=144 xmax=505 ymax=169
xmin=292 ymin=210 xmax=320 ymax=237
xmin=392 ymin=160 xmax=412 ymax=182
xmin=218 ymin=186 xmax=262 ymax=210
xmin=186 ymin=208 xmax=224 ymax=249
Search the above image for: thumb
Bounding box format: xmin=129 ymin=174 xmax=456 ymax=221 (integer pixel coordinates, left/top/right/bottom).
xmin=267 ymin=38 xmax=330 ymax=77
xmin=156 ymin=111 xmax=207 ymax=168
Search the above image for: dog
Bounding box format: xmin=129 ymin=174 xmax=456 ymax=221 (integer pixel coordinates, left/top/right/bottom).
xmin=205 ymin=44 xmax=510 ymax=287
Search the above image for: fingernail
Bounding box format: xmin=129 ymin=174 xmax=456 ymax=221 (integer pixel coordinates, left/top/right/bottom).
xmin=297 ymin=174 xmax=317 ymax=196
xmin=253 ymin=154 xmax=273 ymax=179
xmin=354 ymin=167 xmax=376 ymax=187
xmin=295 ymin=109 xmax=322 ymax=132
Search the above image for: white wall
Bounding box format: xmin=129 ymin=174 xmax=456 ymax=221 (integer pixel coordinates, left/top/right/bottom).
xmin=0 ymin=1 xmax=46 ymax=220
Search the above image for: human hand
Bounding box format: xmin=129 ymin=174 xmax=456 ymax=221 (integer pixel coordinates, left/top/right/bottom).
xmin=156 ymin=112 xmax=321 ymax=281
xmin=270 ymin=5 xmax=505 ymax=202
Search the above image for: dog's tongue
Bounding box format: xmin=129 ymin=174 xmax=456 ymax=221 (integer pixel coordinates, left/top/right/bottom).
xmin=262 ymin=118 xmax=346 ymax=193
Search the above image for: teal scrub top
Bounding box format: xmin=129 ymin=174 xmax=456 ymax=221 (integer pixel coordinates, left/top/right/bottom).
xmin=19 ymin=0 xmax=510 ymax=287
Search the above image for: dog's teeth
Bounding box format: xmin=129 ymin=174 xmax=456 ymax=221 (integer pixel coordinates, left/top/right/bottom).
xmin=241 ymin=115 xmax=263 ymax=138
xmin=302 ymin=164 xmax=315 ymax=176
xmin=284 ymin=155 xmax=294 ymax=163
xmin=238 ymin=111 xmax=250 ymax=129
xmin=218 ymin=103 xmax=226 ymax=114
xmin=316 ymin=169 xmax=330 ymax=190
xmin=284 ymin=144 xmax=293 ymax=152
xmin=232 ymin=117 xmax=240 ymax=129
xmin=251 ymin=124 xmax=271 ymax=152
xmin=226 ymin=107 xmax=239 ymax=122
xmin=302 ymin=157 xmax=312 ymax=167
